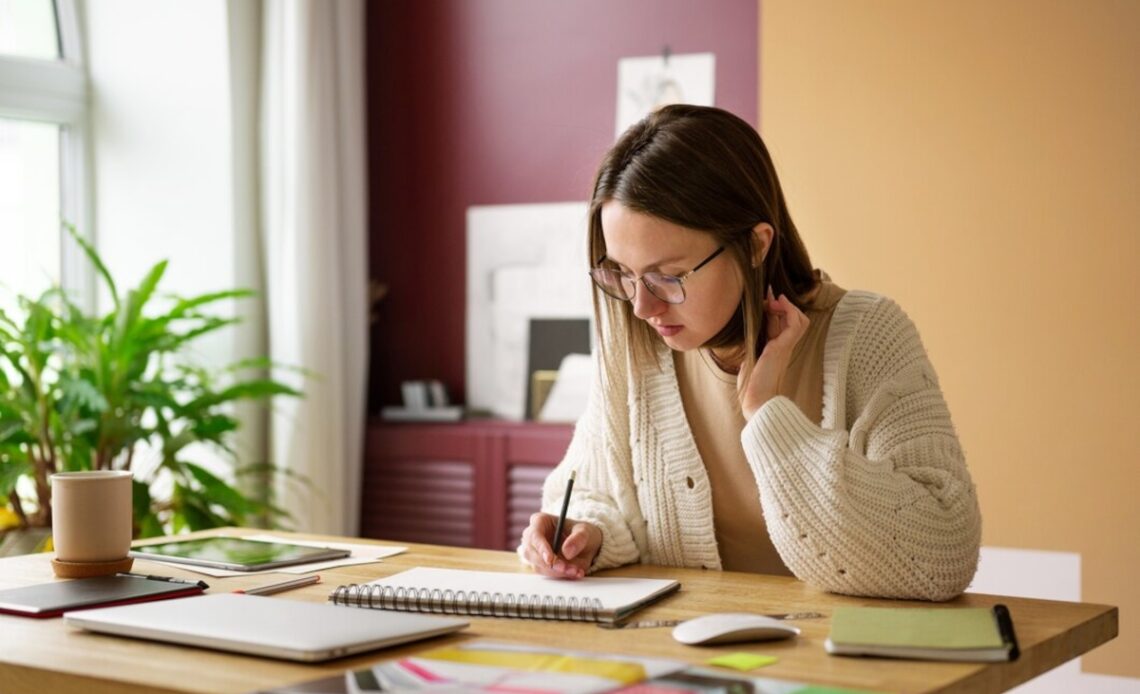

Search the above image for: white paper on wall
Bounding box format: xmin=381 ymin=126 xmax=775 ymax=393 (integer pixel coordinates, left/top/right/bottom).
xmin=615 ymin=52 xmax=716 ymax=139
xmin=466 ymin=203 xmax=593 ymax=420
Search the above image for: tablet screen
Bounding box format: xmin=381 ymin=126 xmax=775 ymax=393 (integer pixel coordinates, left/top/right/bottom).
xmin=131 ymin=537 xmax=347 ymax=570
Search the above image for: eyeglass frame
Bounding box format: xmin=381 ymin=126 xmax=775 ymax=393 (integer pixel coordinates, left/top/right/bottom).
xmin=589 ymin=245 xmax=727 ymax=305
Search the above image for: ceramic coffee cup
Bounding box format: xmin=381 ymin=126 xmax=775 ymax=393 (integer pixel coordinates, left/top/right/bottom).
xmin=50 ymin=470 xmax=133 ymax=564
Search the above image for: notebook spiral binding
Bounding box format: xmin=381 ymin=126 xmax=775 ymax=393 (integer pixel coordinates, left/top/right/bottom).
xmin=328 ymin=584 xmax=605 ymax=622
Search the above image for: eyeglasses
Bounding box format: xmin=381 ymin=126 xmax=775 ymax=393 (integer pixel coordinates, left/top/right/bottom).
xmin=589 ymin=246 xmax=726 ymax=305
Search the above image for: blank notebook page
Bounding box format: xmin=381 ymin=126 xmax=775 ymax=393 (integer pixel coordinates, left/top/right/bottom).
xmin=364 ymin=567 xmax=678 ymax=611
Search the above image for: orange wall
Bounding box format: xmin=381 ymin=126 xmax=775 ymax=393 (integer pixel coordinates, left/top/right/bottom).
xmin=759 ymin=0 xmax=1139 ymax=677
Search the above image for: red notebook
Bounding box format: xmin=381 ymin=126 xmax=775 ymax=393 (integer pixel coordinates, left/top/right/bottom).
xmin=0 ymin=574 xmax=204 ymax=618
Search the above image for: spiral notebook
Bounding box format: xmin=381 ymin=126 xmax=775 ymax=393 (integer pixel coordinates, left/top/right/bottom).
xmin=328 ymin=567 xmax=680 ymax=624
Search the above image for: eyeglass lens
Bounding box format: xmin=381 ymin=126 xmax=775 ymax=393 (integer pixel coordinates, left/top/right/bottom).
xmin=590 ymin=268 xmax=685 ymax=304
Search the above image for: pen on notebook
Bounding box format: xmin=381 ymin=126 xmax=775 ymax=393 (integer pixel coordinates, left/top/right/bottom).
xmin=235 ymin=574 xmax=321 ymax=596
xmin=117 ymin=573 xmax=209 ymax=590
xmin=551 ymin=470 xmax=576 ymax=558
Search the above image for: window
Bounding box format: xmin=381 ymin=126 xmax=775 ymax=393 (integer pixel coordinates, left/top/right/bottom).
xmin=0 ymin=0 xmax=59 ymax=59
xmin=0 ymin=0 xmax=90 ymax=310
xmin=0 ymin=120 xmax=60 ymax=294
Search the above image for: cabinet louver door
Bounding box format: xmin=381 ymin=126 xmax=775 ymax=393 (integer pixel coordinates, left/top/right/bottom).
xmin=506 ymin=464 xmax=550 ymax=550
xmin=363 ymin=422 xmax=571 ymax=550
xmin=361 ymin=443 xmax=477 ymax=547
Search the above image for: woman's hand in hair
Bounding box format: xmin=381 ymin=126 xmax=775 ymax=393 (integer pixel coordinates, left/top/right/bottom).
xmin=739 ymin=287 xmax=811 ymax=420
xmin=519 ymin=512 xmax=603 ymax=579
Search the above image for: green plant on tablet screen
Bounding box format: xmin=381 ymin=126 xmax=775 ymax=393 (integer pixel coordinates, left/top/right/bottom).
xmin=0 ymin=225 xmax=302 ymax=542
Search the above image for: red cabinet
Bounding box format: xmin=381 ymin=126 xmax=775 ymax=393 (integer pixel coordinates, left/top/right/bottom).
xmin=361 ymin=420 xmax=573 ymax=550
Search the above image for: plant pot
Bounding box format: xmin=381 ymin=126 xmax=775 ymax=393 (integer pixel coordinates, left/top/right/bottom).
xmin=0 ymin=526 xmax=53 ymax=558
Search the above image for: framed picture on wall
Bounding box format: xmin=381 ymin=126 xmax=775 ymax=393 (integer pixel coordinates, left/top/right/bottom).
xmin=466 ymin=203 xmax=593 ymax=420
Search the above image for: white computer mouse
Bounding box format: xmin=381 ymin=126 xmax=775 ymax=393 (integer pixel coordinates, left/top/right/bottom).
xmin=671 ymin=612 xmax=801 ymax=646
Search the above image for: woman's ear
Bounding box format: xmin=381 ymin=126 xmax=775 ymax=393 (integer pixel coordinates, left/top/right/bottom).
xmin=750 ymin=223 xmax=775 ymax=267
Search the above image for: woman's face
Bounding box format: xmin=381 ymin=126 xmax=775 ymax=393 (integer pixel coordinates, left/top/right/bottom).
xmin=599 ymin=201 xmax=742 ymax=352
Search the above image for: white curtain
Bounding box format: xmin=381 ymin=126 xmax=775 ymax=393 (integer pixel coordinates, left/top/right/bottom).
xmin=259 ymin=0 xmax=368 ymax=535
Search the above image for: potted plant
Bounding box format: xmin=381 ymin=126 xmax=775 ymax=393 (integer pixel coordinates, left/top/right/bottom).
xmin=0 ymin=226 xmax=300 ymax=554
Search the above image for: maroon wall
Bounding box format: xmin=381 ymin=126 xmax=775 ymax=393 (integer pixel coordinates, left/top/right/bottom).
xmin=367 ymin=0 xmax=759 ymax=408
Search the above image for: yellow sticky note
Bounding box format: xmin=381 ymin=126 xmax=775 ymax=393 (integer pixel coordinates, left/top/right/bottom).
xmin=706 ymin=652 xmax=778 ymax=671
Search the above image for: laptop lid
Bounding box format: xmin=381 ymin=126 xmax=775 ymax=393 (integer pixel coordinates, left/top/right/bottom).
xmin=64 ymin=593 xmax=468 ymax=662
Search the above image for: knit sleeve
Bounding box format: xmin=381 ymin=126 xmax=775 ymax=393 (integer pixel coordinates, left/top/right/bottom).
xmin=516 ymin=350 xmax=643 ymax=572
xmin=741 ymin=297 xmax=981 ymax=601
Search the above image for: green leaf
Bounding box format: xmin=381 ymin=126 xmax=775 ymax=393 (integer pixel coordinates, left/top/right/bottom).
xmin=0 ymin=413 xmax=25 ymax=443
xmin=235 ymin=461 xmax=310 ymax=487
xmin=179 ymin=491 xmax=228 ymax=531
xmin=61 ymin=436 xmax=94 ymax=472
xmin=136 ymin=511 xmax=165 ymax=538
xmin=224 ymin=356 xmax=274 ymax=372
xmin=180 ymin=505 xmax=213 ymax=531
xmin=59 ymin=377 xmax=110 ymax=413
xmin=0 ymin=458 xmax=31 ymax=498
xmin=161 ymin=430 xmax=197 ymax=459
xmin=186 ymin=379 xmax=300 ymax=411
xmin=162 ymin=289 xmax=256 ymax=322
xmin=114 ymin=260 xmax=168 ymax=346
xmin=127 ymin=380 xmax=181 ymax=412
xmin=161 ymin=317 xmax=243 ymax=352
xmin=0 ymin=426 xmax=35 ymax=446
xmin=65 ymin=223 xmax=119 ymax=308
xmin=131 ymin=478 xmax=152 ymax=523
xmin=171 ymin=510 xmax=187 ymax=534
xmin=67 ymin=418 xmax=99 ymax=438
xmin=132 ymin=261 xmax=168 ymax=314
xmin=184 ymin=462 xmax=258 ymax=517
xmin=191 ymin=414 xmax=239 ymax=440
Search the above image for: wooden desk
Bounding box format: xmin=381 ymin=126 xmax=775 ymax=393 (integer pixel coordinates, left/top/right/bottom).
xmin=0 ymin=529 xmax=1117 ymax=694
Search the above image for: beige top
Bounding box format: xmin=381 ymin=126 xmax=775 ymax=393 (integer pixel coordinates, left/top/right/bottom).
xmin=673 ymin=274 xmax=847 ymax=574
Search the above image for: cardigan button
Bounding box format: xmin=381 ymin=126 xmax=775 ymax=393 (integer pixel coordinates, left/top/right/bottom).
xmin=685 ymin=476 xmax=694 ymax=489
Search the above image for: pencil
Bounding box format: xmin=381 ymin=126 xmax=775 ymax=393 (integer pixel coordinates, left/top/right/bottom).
xmin=235 ymin=574 xmax=321 ymax=596
xmin=551 ymin=471 xmax=576 ymax=557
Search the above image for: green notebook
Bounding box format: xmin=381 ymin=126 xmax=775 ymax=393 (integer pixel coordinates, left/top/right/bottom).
xmin=825 ymin=605 xmax=1019 ymax=662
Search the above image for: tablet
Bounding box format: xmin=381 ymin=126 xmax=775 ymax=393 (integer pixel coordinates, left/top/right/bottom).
xmin=130 ymin=537 xmax=350 ymax=571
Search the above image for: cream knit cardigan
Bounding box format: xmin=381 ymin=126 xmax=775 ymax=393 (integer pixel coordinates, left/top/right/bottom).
xmin=531 ymin=290 xmax=982 ymax=602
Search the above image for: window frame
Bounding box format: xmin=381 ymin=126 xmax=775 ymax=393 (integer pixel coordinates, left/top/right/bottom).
xmin=0 ymin=0 xmax=93 ymax=308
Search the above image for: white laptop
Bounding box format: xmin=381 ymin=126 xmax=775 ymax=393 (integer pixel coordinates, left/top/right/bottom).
xmin=64 ymin=593 xmax=468 ymax=662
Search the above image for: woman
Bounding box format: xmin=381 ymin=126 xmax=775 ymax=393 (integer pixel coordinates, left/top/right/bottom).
xmin=517 ymin=105 xmax=981 ymax=601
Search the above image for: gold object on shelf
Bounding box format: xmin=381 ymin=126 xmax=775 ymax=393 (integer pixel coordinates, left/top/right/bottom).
xmin=530 ymin=370 xmax=559 ymax=420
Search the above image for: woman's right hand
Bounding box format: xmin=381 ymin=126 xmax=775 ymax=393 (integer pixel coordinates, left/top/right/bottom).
xmin=518 ymin=512 xmax=602 ymax=579
xmin=739 ymin=287 xmax=811 ymax=420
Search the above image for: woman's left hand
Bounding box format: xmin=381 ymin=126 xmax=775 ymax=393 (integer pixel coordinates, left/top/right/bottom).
xmin=738 ymin=287 xmax=811 ymax=420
